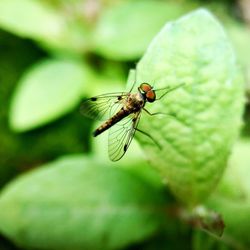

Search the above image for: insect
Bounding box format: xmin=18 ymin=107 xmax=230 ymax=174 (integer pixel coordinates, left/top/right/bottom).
xmin=80 ymin=79 xmax=184 ymax=161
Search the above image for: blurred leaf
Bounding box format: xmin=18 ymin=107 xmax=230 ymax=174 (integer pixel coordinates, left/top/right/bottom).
xmin=225 ymin=22 xmax=250 ymax=91
xmin=0 ymin=0 xmax=63 ymax=41
xmin=192 ymin=230 xmax=230 ymax=250
xmin=205 ymin=139 xmax=250 ymax=249
xmin=202 ymin=2 xmax=250 ymax=83
xmin=0 ymin=30 xmax=45 ymax=187
xmin=129 ymin=9 xmax=245 ymax=205
xmin=93 ymin=0 xmax=191 ymax=60
xmin=193 ymin=140 xmax=250 ymax=250
xmin=0 ymin=155 xmax=167 ymax=250
xmin=83 ymin=62 xmax=126 ymax=97
xmin=9 ymin=59 xmax=91 ymax=132
xmin=0 ymin=0 xmax=90 ymax=55
xmin=226 ymin=23 xmax=250 ymax=68
xmin=210 ymin=140 xmax=250 ymax=200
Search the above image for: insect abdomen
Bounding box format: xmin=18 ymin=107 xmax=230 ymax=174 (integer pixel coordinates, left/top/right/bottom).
xmin=93 ymin=109 xmax=129 ymax=137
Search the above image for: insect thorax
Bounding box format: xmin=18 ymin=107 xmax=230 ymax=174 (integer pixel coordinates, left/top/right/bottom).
xmin=124 ymin=92 xmax=145 ymax=112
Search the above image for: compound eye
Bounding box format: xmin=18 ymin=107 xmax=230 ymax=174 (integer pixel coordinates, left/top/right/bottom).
xmin=140 ymin=83 xmax=152 ymax=93
xmin=146 ymin=90 xmax=156 ymax=102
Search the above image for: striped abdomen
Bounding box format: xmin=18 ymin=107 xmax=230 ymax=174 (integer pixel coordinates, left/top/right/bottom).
xmin=93 ymin=108 xmax=130 ymax=137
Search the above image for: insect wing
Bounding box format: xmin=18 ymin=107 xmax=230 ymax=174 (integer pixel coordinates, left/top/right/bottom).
xmin=80 ymin=92 xmax=129 ymax=121
xmin=108 ymin=112 xmax=141 ymax=161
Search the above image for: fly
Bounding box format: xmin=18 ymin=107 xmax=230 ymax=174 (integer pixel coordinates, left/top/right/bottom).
xmin=80 ymin=80 xmax=184 ymax=161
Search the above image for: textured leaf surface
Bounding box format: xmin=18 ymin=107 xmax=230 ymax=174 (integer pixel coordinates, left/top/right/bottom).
xmin=93 ymin=0 xmax=189 ymax=60
xmin=9 ymin=59 xmax=90 ymax=132
xmin=0 ymin=156 xmax=166 ymax=250
xmin=131 ymin=9 xmax=245 ymax=205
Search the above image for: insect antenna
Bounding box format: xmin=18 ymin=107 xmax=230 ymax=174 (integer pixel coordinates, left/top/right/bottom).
xmin=128 ymin=64 xmax=138 ymax=93
xmin=155 ymin=83 xmax=185 ymax=100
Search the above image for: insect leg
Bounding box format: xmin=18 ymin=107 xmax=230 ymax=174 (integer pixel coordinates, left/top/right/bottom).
xmin=143 ymin=108 xmax=177 ymax=119
xmin=135 ymin=128 xmax=162 ymax=149
xmin=143 ymin=108 xmax=166 ymax=116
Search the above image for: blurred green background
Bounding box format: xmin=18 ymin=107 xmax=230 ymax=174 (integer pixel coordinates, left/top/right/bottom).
xmin=0 ymin=0 xmax=250 ymax=249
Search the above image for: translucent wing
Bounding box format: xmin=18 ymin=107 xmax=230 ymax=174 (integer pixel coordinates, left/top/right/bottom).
xmin=108 ymin=112 xmax=141 ymax=161
xmin=80 ymin=92 xmax=129 ymax=121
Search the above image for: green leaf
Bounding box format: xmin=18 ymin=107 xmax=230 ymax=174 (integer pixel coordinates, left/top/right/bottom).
xmin=192 ymin=230 xmax=230 ymax=250
xmin=0 ymin=155 xmax=166 ymax=250
xmin=9 ymin=59 xmax=90 ymax=132
xmin=0 ymin=0 xmax=63 ymax=41
xmin=93 ymin=0 xmax=190 ymax=60
xmin=226 ymin=22 xmax=250 ymax=90
xmin=0 ymin=0 xmax=90 ymax=55
xmin=130 ymin=9 xmax=245 ymax=205
xmin=205 ymin=140 xmax=250 ymax=249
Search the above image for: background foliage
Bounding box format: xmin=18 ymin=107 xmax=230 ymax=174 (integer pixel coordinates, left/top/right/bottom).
xmin=0 ymin=0 xmax=249 ymax=249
